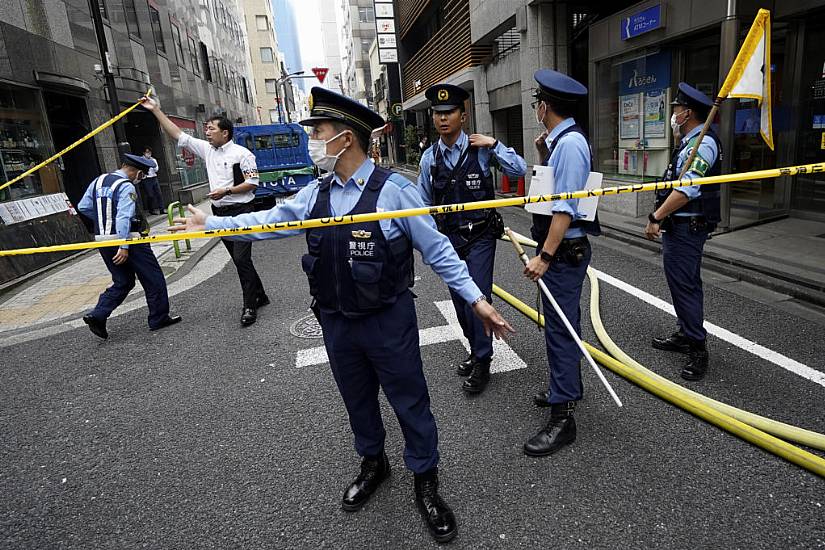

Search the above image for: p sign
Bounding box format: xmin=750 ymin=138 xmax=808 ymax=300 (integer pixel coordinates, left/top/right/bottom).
xmin=390 ymin=103 xmax=403 ymax=118
xmin=312 ymin=67 xmax=329 ymax=84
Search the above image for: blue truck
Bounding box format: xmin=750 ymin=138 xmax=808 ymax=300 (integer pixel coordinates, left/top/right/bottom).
xmin=233 ymin=123 xmax=317 ymax=209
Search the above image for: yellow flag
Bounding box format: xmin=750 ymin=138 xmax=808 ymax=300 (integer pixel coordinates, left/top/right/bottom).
xmin=720 ymin=9 xmax=773 ymax=150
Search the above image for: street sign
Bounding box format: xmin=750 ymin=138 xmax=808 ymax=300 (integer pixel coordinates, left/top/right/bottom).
xmin=390 ymin=103 xmax=403 ymax=118
xmin=311 ymin=67 xmax=329 ymax=84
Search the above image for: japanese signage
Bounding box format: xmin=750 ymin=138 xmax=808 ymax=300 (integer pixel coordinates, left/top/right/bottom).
xmin=620 ymin=4 xmax=664 ymax=40
xmin=373 ymin=0 xmax=397 ymax=65
xmin=619 ymin=51 xmax=670 ymax=95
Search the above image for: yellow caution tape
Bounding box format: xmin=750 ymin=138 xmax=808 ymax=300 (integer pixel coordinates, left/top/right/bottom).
xmin=1 ymin=161 xmax=823 ymax=257
xmin=0 ymin=90 xmax=152 ymax=194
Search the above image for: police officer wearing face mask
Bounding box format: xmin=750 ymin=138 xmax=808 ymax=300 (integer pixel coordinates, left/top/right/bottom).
xmin=77 ymin=154 xmax=181 ymax=339
xmin=521 ymin=69 xmax=600 ymax=458
xmin=170 ymin=87 xmax=515 ymax=544
xmin=645 ymin=83 xmax=721 ymax=381
xmin=418 ymin=83 xmax=527 ymax=395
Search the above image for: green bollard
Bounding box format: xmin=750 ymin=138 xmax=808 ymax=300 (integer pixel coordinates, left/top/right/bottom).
xmin=178 ymin=202 xmax=191 ymax=252
xmin=167 ymin=201 xmax=182 ymax=259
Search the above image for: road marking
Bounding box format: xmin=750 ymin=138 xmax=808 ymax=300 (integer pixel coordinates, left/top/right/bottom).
xmin=295 ymin=300 xmax=529 ymax=373
xmin=590 ymin=267 xmax=825 ymax=389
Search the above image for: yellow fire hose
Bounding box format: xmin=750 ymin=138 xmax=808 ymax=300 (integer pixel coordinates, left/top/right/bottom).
xmin=495 ymin=234 xmax=825 ymax=478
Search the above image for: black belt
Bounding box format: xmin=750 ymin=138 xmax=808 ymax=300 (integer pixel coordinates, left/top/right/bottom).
xmin=669 ymin=215 xmax=705 ymax=224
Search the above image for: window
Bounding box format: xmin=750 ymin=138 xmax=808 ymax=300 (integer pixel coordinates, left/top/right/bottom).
xmin=148 ymin=5 xmax=166 ymax=53
xmin=123 ymin=0 xmax=140 ymax=37
xmin=188 ymin=36 xmax=200 ymax=74
xmin=241 ymin=77 xmax=250 ymax=103
xmin=199 ymin=42 xmax=212 ymax=81
xmin=273 ymin=133 xmax=300 ymax=148
xmin=269 ymin=109 xmax=279 ymax=123
xmin=358 ymin=6 xmax=374 ymax=23
xmin=260 ymin=47 xmax=273 ymax=63
xmin=170 ymin=22 xmax=185 ymax=66
xmin=360 ymin=38 xmax=372 ymax=55
xmin=265 ymin=78 xmax=278 ymax=94
xmin=256 ymin=15 xmax=268 ymax=30
xmin=254 ymin=135 xmax=272 ymax=149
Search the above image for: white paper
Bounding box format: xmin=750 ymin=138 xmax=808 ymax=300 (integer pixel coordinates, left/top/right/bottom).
xmin=524 ymin=165 xmax=602 ymax=222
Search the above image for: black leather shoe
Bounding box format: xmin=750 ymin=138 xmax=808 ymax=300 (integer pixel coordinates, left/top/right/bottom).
xmin=150 ymin=315 xmax=182 ymax=331
xmin=652 ymin=331 xmax=692 ymax=354
xmin=533 ymin=390 xmax=552 ymax=407
xmin=523 ymin=402 xmax=577 ymax=457
xmin=456 ymin=354 xmax=475 ymax=376
xmin=462 ymin=360 xmax=490 ymax=394
xmin=240 ymin=307 xmax=257 ymax=326
xmin=414 ymin=469 xmax=457 ymax=543
xmin=681 ymin=342 xmax=709 ymax=381
xmin=83 ymin=314 xmax=108 ymax=339
xmin=342 ymin=452 xmax=390 ymax=512
xmin=256 ymin=294 xmax=271 ymax=308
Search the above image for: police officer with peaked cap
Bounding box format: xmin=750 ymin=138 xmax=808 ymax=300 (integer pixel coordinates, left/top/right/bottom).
xmin=645 ymin=82 xmax=722 ymax=381
xmin=77 ymin=153 xmax=182 ymax=339
xmin=169 ymin=87 xmax=515 ymax=544
xmin=418 ymin=83 xmax=527 ymax=395
xmin=521 ymin=69 xmax=601 ymax=457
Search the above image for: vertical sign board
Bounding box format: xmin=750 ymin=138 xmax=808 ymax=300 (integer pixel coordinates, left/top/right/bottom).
xmin=373 ymin=0 xmax=398 ymax=66
xmin=620 ymin=4 xmax=664 ymax=41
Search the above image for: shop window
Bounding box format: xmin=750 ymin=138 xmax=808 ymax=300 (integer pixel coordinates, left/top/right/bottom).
xmin=123 ymin=0 xmax=140 ymax=37
xmin=148 ymin=5 xmax=166 ymax=54
xmin=188 ymin=36 xmax=200 ymax=74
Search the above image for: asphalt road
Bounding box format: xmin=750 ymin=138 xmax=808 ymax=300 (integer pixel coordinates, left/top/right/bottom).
xmin=1 ymin=207 xmax=824 ymax=549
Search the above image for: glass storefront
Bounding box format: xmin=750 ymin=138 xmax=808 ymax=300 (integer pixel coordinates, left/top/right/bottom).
xmin=169 ymin=116 xmax=208 ymax=188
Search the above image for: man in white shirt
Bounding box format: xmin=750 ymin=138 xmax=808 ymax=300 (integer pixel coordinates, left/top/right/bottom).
xmin=141 ymin=146 xmax=163 ymax=215
xmin=143 ymin=97 xmax=270 ymax=326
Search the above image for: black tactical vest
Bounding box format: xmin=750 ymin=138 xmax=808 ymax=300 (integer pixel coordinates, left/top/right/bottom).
xmin=429 ymin=143 xmax=495 ymax=234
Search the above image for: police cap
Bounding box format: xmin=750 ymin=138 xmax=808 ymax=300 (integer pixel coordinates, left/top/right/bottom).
xmin=299 ymin=87 xmax=385 ymax=135
xmin=425 ymin=84 xmax=469 ymax=112
xmin=122 ymin=153 xmax=154 ymax=172
xmin=533 ymin=69 xmax=587 ymax=103
xmin=671 ymin=82 xmax=713 ymax=117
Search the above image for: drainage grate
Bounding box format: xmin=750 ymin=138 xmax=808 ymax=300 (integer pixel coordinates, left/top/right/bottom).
xmin=290 ymin=313 xmax=323 ymax=339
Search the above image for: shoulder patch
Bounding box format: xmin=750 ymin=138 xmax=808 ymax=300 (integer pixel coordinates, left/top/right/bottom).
xmin=386 ymin=172 xmax=413 ymax=190
xmin=129 ymin=192 xmax=137 ymax=202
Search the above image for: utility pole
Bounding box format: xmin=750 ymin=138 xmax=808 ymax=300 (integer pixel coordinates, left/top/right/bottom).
xmin=87 ymin=0 xmax=131 ymax=158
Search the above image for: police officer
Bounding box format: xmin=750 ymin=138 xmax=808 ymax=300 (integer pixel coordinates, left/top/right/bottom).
xmin=77 ymin=154 xmax=182 ymax=339
xmin=645 ymin=83 xmax=721 ymax=381
xmin=418 ymin=84 xmax=527 ymax=395
xmin=170 ymin=88 xmax=515 ymax=543
xmin=142 ymin=97 xmax=270 ymax=327
xmin=522 ymin=69 xmax=600 ymax=457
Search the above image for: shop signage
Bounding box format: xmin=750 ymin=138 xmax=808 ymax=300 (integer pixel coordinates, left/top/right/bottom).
xmin=621 ymin=4 xmax=663 ymax=41
xmin=373 ymin=0 xmax=398 ymax=64
xmin=619 ymin=51 xmax=670 ymax=95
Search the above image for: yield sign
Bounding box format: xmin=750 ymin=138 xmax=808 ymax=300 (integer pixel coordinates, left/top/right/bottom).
xmin=311 ymin=67 xmax=329 ymax=84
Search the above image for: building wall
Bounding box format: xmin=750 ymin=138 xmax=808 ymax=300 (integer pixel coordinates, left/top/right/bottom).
xmin=242 ymin=0 xmax=283 ymax=124
xmin=320 ymin=0 xmax=345 ymax=93
xmin=347 ymin=0 xmax=377 ymax=106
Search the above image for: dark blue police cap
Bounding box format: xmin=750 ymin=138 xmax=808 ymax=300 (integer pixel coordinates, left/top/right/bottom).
xmin=425 ymin=84 xmax=469 ymax=112
xmin=671 ymin=83 xmax=713 ymax=115
xmin=122 ymin=153 xmax=154 ymax=172
xmin=533 ymin=69 xmax=587 ymax=102
xmin=299 ymin=87 xmax=385 ymax=136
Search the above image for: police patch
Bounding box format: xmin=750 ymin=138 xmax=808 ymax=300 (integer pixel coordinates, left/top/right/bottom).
xmin=129 ymin=192 xmax=137 ymax=201
xmin=437 ymin=89 xmax=449 ymax=101
xmin=351 ymin=229 xmax=372 ymax=239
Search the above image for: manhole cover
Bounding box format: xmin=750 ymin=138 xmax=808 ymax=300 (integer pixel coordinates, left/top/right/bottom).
xmin=290 ymin=313 xmax=324 ymax=339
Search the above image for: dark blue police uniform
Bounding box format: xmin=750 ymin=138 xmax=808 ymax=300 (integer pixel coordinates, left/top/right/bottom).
xmin=651 ymin=83 xmax=722 ymax=381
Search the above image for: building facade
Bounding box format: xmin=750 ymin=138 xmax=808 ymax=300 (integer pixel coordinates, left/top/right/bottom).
xmin=0 ymin=0 xmax=256 ymax=284
xmin=343 ymin=0 xmax=378 ymax=107
xmin=242 ymin=0 xmax=283 ymax=124
xmin=320 ymin=0 xmax=346 ymax=94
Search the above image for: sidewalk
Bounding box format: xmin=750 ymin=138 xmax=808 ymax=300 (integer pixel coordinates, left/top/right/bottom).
xmin=0 ymin=200 xmax=218 ymax=335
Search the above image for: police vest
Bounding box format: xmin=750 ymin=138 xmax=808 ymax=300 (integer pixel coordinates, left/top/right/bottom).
xmin=301 ymin=166 xmax=414 ymax=318
xmin=531 ymin=124 xmax=601 ymax=244
xmin=655 ymin=129 xmax=723 ymax=226
xmin=429 ymin=143 xmax=494 ymax=234
xmin=91 ymin=173 xmax=148 ymax=237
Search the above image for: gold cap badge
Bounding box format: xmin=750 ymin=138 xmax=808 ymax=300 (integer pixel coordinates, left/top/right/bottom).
xmin=351 ymin=229 xmax=372 ymax=239
xmin=437 ymin=89 xmax=449 ymax=101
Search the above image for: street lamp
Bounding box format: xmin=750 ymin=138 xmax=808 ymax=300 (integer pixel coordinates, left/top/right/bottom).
xmin=274 ymin=70 xmax=304 ymax=123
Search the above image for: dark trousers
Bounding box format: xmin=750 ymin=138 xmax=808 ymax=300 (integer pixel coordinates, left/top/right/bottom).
xmin=212 ymin=202 xmax=266 ymax=308
xmin=662 ymin=222 xmax=709 ymax=342
xmin=538 ymin=240 xmax=591 ymax=404
xmin=141 ymin=177 xmax=162 ymax=212
xmin=320 ymin=291 xmax=439 ymax=474
xmin=90 ymin=243 xmax=170 ymax=328
xmin=447 ymin=234 xmax=495 ymax=361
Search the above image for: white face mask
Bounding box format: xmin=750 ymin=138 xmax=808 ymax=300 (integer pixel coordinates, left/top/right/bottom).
xmin=535 ymin=101 xmax=547 ymax=128
xmin=670 ymin=110 xmax=689 ymax=134
xmin=308 ymin=131 xmax=349 ymax=172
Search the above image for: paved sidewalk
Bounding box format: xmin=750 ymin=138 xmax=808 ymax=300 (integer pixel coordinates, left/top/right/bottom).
xmin=0 ymin=200 xmax=216 ymax=334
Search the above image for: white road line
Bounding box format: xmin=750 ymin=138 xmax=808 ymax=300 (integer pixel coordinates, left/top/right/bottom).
xmin=590 ymin=267 xmax=825 ymax=388
xmin=295 ymin=300 xmax=529 ymax=374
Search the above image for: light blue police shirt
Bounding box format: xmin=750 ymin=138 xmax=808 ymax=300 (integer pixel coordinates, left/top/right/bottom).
xmin=672 ymin=124 xmax=719 ymax=215
xmin=77 ymin=169 xmax=136 ymax=249
xmin=417 ymin=131 xmax=527 ymax=206
xmin=205 ymin=158 xmax=484 ymax=303
xmin=544 ymin=118 xmax=591 ymax=239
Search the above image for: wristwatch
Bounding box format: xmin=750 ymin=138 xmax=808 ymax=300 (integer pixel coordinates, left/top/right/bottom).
xmin=225 ymin=187 xmax=233 ymax=195
xmin=539 ymin=250 xmax=554 ymax=263
xmin=648 ymin=212 xmax=660 ymax=224
xmin=471 ymin=295 xmax=487 ymax=307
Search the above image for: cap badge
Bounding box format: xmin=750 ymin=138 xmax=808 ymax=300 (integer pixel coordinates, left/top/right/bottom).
xmin=308 ymin=94 xmax=314 ymax=110
xmin=437 ymin=89 xmax=449 ymax=101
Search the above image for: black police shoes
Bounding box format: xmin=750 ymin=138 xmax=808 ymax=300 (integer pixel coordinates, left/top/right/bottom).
xmin=681 ymin=341 xmax=709 ymax=381
xmin=456 ymin=353 xmax=475 ymax=376
xmin=414 ymin=468 xmax=457 ymax=544
xmin=523 ymin=402 xmax=577 ymax=457
xmin=240 ymin=307 xmax=258 ymax=326
xmin=83 ymin=314 xmax=108 ymax=339
xmin=462 ymin=360 xmax=490 ymax=394
xmin=533 ymin=390 xmax=552 ymax=407
xmin=342 ymin=452 xmax=391 ymax=512
xmin=150 ymin=315 xmax=182 ymax=331
xmin=652 ymin=331 xmax=693 ymax=353
xmin=256 ymin=294 xmax=271 ymax=308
